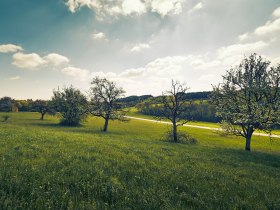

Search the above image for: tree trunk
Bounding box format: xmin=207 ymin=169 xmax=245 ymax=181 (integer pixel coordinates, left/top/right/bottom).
xmin=245 ymin=136 xmax=251 ymax=151
xmin=103 ymin=118 xmax=109 ymax=132
xmin=245 ymin=128 xmax=254 ymax=151
xmin=173 ymin=122 xmax=178 ymax=143
xmin=40 ymin=112 xmax=45 ymax=120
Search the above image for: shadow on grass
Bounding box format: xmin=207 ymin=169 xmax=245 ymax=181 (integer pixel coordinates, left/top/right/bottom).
xmin=29 ymin=122 xmax=124 ymax=136
xmin=212 ymin=147 xmax=280 ymax=168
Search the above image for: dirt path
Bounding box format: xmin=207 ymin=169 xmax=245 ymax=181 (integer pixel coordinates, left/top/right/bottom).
xmin=126 ymin=116 xmax=280 ymax=139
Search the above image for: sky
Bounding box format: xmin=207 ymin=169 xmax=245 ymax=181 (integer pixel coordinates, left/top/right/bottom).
xmin=0 ymin=0 xmax=280 ymax=99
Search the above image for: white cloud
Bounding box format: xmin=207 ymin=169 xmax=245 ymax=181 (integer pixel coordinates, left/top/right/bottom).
xmin=238 ymin=8 xmax=280 ymax=41
xmin=61 ymin=66 xmax=90 ymax=81
xmin=238 ymin=33 xmax=249 ymax=41
xmin=90 ymin=71 xmax=117 ymax=79
xmin=12 ymin=53 xmax=47 ymax=69
xmin=149 ymin=0 xmax=185 ymax=17
xmin=44 ymin=53 xmax=70 ymax=66
xmin=6 ymin=76 xmax=21 ymax=81
xmin=217 ymin=41 xmax=269 ymax=60
xmin=119 ymin=68 xmax=145 ymax=77
xmin=92 ymin=32 xmax=108 ymax=41
xmin=254 ymin=18 xmax=280 ymax=36
xmin=0 ymin=44 xmax=23 ymax=53
xmin=65 ymin=0 xmax=186 ymax=18
xmin=272 ymin=7 xmax=280 ymax=18
xmin=188 ymin=2 xmax=203 ymax=14
xmin=122 ymin=0 xmax=146 ymax=15
xmin=130 ymin=43 xmax=150 ymax=52
xmin=12 ymin=52 xmax=70 ymax=70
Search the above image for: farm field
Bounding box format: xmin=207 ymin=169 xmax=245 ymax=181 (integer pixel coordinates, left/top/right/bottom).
xmin=0 ymin=112 xmax=280 ymax=209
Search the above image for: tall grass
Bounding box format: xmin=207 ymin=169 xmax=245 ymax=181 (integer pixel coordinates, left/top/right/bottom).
xmin=0 ymin=112 xmax=280 ymax=209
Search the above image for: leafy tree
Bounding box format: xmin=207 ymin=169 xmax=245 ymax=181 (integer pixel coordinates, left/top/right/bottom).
xmin=0 ymin=97 xmax=14 ymax=112
xmin=211 ymin=54 xmax=280 ymax=151
xmin=89 ymin=77 xmax=126 ymax=132
xmin=161 ymin=80 xmax=190 ymax=142
xmin=52 ymin=86 xmax=88 ymax=126
xmin=32 ymin=100 xmax=55 ymax=120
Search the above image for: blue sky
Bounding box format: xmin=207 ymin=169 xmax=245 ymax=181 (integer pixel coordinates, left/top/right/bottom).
xmin=1 ymin=0 xmax=280 ymax=99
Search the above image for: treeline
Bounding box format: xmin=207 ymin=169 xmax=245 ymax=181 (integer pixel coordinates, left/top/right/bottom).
xmin=0 ymin=91 xmax=217 ymax=122
xmin=136 ymin=100 xmax=219 ymax=123
xmin=0 ymin=97 xmax=49 ymax=112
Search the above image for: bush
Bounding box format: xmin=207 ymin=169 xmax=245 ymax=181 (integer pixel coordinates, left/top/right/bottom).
xmin=163 ymin=130 xmax=198 ymax=144
xmin=52 ymin=86 xmax=88 ymax=126
xmin=1 ymin=115 xmax=10 ymax=122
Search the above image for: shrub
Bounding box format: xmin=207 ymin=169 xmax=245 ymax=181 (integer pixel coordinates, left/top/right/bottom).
xmin=52 ymin=86 xmax=88 ymax=126
xmin=163 ymin=130 xmax=198 ymax=144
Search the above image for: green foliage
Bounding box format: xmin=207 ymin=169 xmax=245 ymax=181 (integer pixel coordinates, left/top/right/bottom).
xmin=0 ymin=97 xmax=14 ymax=112
xmin=52 ymin=86 xmax=88 ymax=126
xmin=32 ymin=100 xmax=56 ymax=120
xmin=137 ymin=100 xmax=218 ymax=122
xmin=89 ymin=77 xmax=126 ymax=132
xmin=0 ymin=112 xmax=280 ymax=209
xmin=212 ymin=53 xmax=280 ymax=151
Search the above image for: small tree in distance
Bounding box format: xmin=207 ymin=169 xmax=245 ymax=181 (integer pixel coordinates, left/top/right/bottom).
xmin=52 ymin=86 xmax=88 ymax=126
xmin=89 ymin=77 xmax=126 ymax=132
xmin=211 ymin=53 xmax=280 ymax=151
xmin=161 ymin=80 xmax=190 ymax=143
xmin=32 ymin=100 xmax=55 ymax=120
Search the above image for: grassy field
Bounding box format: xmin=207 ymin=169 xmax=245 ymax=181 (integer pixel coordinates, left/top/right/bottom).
xmin=1 ymin=112 xmax=280 ymax=209
xmin=127 ymin=109 xmax=280 ymax=134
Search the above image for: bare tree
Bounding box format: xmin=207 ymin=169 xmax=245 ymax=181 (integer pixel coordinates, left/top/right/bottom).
xmin=161 ymin=80 xmax=190 ymax=142
xmin=89 ymin=77 xmax=126 ymax=132
xmin=211 ymin=53 xmax=280 ymax=151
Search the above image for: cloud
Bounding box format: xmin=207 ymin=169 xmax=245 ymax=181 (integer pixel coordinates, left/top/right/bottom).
xmin=149 ymin=0 xmax=185 ymax=17
xmin=6 ymin=76 xmax=21 ymax=81
xmin=130 ymin=43 xmax=150 ymax=52
xmin=273 ymin=7 xmax=280 ymax=18
xmin=44 ymin=53 xmax=70 ymax=66
xmin=119 ymin=68 xmax=145 ymax=77
xmin=122 ymin=0 xmax=146 ymax=15
xmin=217 ymin=41 xmax=269 ymax=60
xmin=12 ymin=52 xmax=70 ymax=70
xmin=238 ymin=7 xmax=280 ymax=41
xmin=238 ymin=33 xmax=249 ymax=41
xmin=254 ymin=18 xmax=280 ymax=36
xmin=92 ymin=32 xmax=108 ymax=41
xmin=0 ymin=44 xmax=23 ymax=53
xmin=61 ymin=66 xmax=90 ymax=81
xmin=65 ymin=0 xmax=186 ymax=18
xmin=12 ymin=53 xmax=47 ymax=69
xmin=188 ymin=2 xmax=203 ymax=14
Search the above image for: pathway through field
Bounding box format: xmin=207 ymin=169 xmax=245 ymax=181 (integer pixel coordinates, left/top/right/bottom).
xmin=126 ymin=116 xmax=280 ymax=139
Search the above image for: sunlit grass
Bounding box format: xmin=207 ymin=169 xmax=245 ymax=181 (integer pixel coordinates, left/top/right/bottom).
xmin=0 ymin=112 xmax=280 ymax=209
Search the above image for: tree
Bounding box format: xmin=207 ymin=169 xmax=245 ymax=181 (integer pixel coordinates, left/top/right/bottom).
xmin=32 ymin=100 xmax=55 ymax=120
xmin=52 ymin=86 xmax=88 ymax=126
xmin=0 ymin=97 xmax=14 ymax=112
xmin=89 ymin=77 xmax=126 ymax=132
xmin=161 ymin=80 xmax=190 ymax=142
xmin=211 ymin=53 xmax=280 ymax=151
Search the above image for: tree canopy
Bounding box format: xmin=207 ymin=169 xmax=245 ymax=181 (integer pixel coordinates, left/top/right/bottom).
xmin=211 ymin=53 xmax=280 ymax=151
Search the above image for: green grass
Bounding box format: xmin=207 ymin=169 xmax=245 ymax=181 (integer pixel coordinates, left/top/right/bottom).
xmin=0 ymin=112 xmax=280 ymax=209
xmin=127 ymin=110 xmax=280 ymax=134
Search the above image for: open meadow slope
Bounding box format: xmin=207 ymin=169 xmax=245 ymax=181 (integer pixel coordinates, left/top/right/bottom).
xmin=0 ymin=112 xmax=280 ymax=209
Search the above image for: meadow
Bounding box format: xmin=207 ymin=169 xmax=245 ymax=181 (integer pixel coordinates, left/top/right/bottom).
xmin=0 ymin=112 xmax=280 ymax=209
